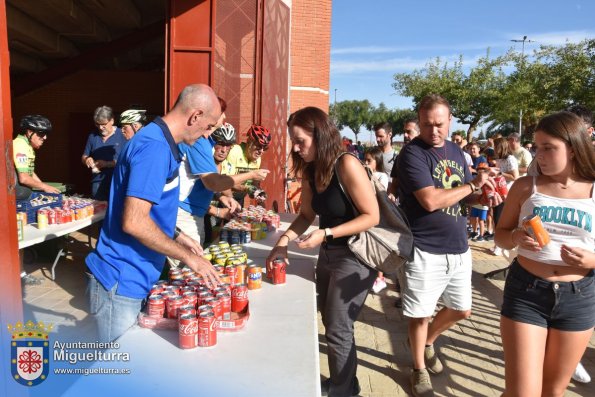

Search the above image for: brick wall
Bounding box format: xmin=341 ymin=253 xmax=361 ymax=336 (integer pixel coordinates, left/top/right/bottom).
xmin=289 ymin=0 xmax=331 ymax=113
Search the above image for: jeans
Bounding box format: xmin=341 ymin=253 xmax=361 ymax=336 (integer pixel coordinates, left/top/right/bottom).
xmin=86 ymin=272 xmax=143 ymax=342
xmin=501 ymin=259 xmax=595 ymax=331
xmin=316 ymin=243 xmax=376 ymax=396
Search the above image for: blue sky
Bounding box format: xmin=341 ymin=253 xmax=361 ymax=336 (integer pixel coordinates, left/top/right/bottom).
xmin=330 ymin=0 xmax=595 ymax=142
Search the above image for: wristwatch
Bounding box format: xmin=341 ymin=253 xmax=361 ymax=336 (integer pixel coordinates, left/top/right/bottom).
xmin=324 ymin=228 xmax=334 ymax=243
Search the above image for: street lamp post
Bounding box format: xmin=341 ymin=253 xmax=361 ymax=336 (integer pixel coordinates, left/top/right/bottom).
xmin=334 ymin=88 xmax=338 ymax=106
xmin=510 ymin=35 xmax=534 ymax=140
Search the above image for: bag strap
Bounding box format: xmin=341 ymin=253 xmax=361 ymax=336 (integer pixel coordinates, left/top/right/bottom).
xmin=333 ymin=152 xmax=371 ymax=216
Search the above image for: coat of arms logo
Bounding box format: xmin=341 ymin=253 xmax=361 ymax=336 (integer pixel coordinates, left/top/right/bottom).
xmin=8 ymin=320 xmax=52 ymax=386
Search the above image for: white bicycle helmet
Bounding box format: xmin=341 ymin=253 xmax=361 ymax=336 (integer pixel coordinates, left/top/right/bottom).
xmin=119 ymin=109 xmax=147 ymax=125
xmin=212 ymin=122 xmax=236 ymax=144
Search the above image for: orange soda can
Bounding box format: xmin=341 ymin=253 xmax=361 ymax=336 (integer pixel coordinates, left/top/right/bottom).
xmin=247 ymin=265 xmax=262 ymax=290
xmin=522 ymin=214 xmax=550 ymax=247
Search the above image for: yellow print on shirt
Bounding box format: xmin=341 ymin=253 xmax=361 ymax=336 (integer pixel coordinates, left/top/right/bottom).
xmin=432 ymin=159 xmax=465 ymax=217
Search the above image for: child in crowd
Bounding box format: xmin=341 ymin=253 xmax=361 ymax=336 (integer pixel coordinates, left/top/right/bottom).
xmin=364 ymin=147 xmax=388 ymax=293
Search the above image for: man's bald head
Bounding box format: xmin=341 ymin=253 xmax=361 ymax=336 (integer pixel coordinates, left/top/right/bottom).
xmin=165 ymin=84 xmax=222 ymax=145
xmin=174 ymin=84 xmax=220 ymax=117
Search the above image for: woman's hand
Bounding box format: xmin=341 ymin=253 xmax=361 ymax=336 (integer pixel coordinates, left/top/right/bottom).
xmin=266 ymin=244 xmax=289 ymax=278
xmin=295 ymin=229 xmax=325 ymax=249
xmin=511 ymin=228 xmax=540 ymax=252
xmin=561 ymin=245 xmax=595 ymax=269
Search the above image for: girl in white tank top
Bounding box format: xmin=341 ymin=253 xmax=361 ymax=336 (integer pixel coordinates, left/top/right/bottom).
xmin=494 ymin=111 xmax=595 ymax=396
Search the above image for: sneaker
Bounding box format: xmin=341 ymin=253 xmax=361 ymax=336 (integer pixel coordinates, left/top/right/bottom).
xmin=468 ymin=231 xmax=478 ymax=240
xmin=473 ymin=235 xmax=485 ymax=242
xmin=411 ymin=369 xmax=434 ymax=397
xmin=491 ymin=246 xmax=502 ymax=256
xmin=372 ymin=277 xmax=387 ymax=293
xmin=21 ymin=274 xmax=42 ymax=285
xmin=572 ymin=362 xmax=591 ymax=383
xmin=424 ymin=345 xmax=444 ymax=374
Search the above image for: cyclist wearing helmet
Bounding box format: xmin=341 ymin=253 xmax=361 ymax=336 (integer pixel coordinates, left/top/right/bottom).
xmin=81 ymin=106 xmax=126 ymax=200
xmin=177 ymin=120 xmax=269 ymax=244
xmin=225 ymin=124 xmax=272 ymax=206
xmin=120 ymin=109 xmax=147 ymax=140
xmin=13 ymin=114 xmax=60 ymax=193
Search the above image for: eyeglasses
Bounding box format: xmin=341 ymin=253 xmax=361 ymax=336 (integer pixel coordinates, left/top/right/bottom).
xmin=95 ymin=120 xmax=113 ymax=129
xmin=35 ymin=131 xmax=47 ymax=139
xmin=251 ymin=143 xmax=269 ymax=152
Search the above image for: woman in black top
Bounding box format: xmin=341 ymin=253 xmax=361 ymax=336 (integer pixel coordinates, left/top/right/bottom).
xmin=266 ymin=107 xmax=379 ymax=397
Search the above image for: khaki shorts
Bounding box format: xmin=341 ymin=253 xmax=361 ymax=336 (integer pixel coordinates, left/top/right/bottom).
xmin=400 ymin=246 xmax=472 ymax=318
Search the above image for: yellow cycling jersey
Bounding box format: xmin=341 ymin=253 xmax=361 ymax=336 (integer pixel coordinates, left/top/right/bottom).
xmin=13 ymin=135 xmax=35 ymax=175
xmin=225 ymin=143 xmax=261 ymax=175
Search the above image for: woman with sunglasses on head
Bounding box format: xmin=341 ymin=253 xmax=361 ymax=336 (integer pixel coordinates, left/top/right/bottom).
xmin=225 ymin=124 xmax=272 ymax=207
xmin=495 ymin=111 xmax=595 ymax=397
xmin=266 ymin=107 xmax=379 ymax=397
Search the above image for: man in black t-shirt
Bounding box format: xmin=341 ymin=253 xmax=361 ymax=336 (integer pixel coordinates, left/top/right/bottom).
xmin=396 ymin=94 xmax=500 ymax=396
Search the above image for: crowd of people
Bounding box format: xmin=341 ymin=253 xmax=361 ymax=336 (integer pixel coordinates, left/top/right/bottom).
xmin=13 ymin=85 xmax=594 ymax=397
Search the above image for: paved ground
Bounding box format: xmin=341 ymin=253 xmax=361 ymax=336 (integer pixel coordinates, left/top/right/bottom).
xmin=20 ymin=232 xmax=594 ymax=396
xmin=317 ymin=240 xmax=595 ymax=396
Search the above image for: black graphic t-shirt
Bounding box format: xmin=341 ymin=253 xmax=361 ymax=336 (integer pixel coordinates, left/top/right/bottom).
xmin=396 ymin=138 xmax=472 ymax=254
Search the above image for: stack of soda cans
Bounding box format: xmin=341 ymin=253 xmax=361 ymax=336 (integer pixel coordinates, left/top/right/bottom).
xmin=145 ymin=263 xmax=250 ymax=349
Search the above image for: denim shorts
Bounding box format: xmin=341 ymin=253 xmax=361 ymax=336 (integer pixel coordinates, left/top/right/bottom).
xmin=501 ymin=259 xmax=595 ymax=331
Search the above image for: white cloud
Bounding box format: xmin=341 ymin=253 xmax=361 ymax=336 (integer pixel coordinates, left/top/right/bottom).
xmin=331 ymin=54 xmax=482 ymax=74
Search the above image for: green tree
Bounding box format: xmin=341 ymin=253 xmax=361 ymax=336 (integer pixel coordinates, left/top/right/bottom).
xmin=393 ymin=51 xmax=510 ymax=142
xmin=331 ymin=99 xmax=373 ymax=141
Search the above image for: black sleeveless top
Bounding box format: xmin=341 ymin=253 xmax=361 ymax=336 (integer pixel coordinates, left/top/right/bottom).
xmin=310 ymin=172 xmax=355 ymax=245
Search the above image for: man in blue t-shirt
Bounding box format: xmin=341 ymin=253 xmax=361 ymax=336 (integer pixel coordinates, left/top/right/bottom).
xmin=81 ymin=106 xmax=126 ymax=200
xmin=85 ymin=84 xmax=222 ymax=342
xmin=396 ymin=94 xmax=500 ymax=396
xmin=176 ymin=128 xmax=270 ymax=245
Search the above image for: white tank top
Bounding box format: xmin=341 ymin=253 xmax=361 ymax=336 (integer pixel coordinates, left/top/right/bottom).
xmin=517 ymin=177 xmax=595 ymax=266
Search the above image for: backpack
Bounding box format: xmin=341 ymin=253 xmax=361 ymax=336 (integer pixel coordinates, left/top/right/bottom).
xmin=334 ymin=153 xmax=414 ymax=274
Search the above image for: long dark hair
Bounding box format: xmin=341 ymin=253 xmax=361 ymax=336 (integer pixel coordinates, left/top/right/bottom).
xmin=365 ymin=147 xmax=385 ymax=173
xmin=287 ymin=107 xmax=342 ymax=188
xmin=535 ymin=111 xmax=595 ymax=181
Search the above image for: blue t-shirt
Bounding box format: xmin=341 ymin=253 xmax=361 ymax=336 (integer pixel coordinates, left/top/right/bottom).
xmin=85 ymin=118 xmax=182 ymax=299
xmin=178 ymin=137 xmax=218 ymax=216
xmin=472 ymin=155 xmax=487 ymax=171
xmin=83 ymin=128 xmax=126 ymax=183
xmin=396 ymin=138 xmax=472 ymax=254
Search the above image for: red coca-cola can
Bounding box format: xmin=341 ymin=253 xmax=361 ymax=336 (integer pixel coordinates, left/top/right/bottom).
xmin=179 ymin=314 xmax=198 ymax=349
xmin=216 ymin=293 xmax=232 ymax=320
xmin=198 ymin=291 xmax=213 ymax=306
xmin=147 ymin=294 xmax=165 ymax=317
xmin=183 ymin=291 xmax=198 ymax=308
xmin=231 ymin=284 xmax=249 ymax=313
xmin=272 ymin=259 xmax=287 ymax=285
xmin=494 ymin=175 xmax=508 ymax=198
xmin=220 ymin=283 xmax=232 ymax=295
xmin=47 ymin=209 xmax=57 ymax=225
xmin=166 ymin=295 xmax=184 ymax=319
xmin=198 ymin=304 xmax=213 ymax=314
xmin=204 ymin=296 xmax=221 ymax=319
xmin=178 ymin=304 xmax=197 ymax=318
xmin=150 ymin=284 xmax=164 ymax=295
xmin=198 ymin=312 xmax=217 ymax=348
xmin=481 ymin=183 xmax=495 ymax=202
xmin=224 ymin=265 xmax=237 ymax=284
